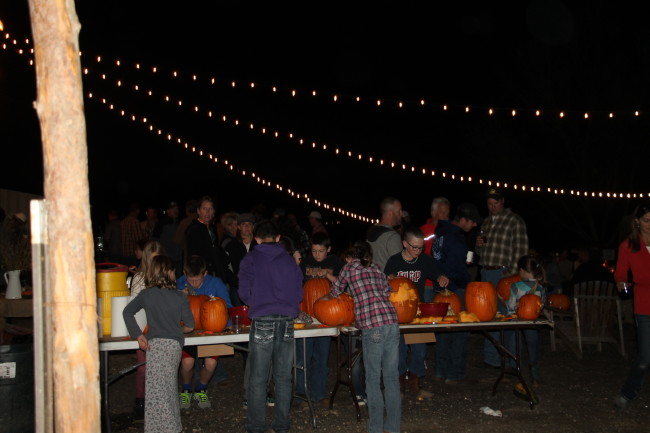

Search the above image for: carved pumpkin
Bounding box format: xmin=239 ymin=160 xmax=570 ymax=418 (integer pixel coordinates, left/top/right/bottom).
xmin=200 ymin=296 xmax=229 ymax=332
xmin=496 ymin=274 xmax=522 ymax=301
xmin=300 ymin=278 xmax=332 ymax=317
xmin=313 ymin=293 xmax=355 ymax=326
xmin=547 ymin=293 xmax=571 ymax=310
xmin=389 ymin=276 xmax=420 ymax=324
xmin=433 ymin=288 xmax=463 ymax=316
xmin=188 ymin=294 xmax=210 ymax=330
xmin=517 ymin=294 xmax=543 ymax=320
xmin=465 ymin=281 xmax=498 ymax=321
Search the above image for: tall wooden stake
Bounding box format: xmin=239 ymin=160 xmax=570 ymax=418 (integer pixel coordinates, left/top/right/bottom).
xmin=27 ymin=0 xmax=100 ymax=432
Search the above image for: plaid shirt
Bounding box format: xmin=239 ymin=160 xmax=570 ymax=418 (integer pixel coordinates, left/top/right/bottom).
xmin=120 ymin=215 xmax=145 ymax=257
xmin=330 ymin=259 xmax=398 ymax=330
xmin=476 ymin=208 xmax=528 ymax=275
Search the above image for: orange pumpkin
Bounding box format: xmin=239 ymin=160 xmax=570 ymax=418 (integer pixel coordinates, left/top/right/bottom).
xmin=433 ymin=289 xmax=463 ymax=316
xmin=200 ymin=296 xmax=229 ymax=332
xmin=389 ymin=276 xmax=420 ymax=324
xmin=300 ymin=278 xmax=332 ymax=317
xmin=313 ymin=293 xmax=355 ymax=326
xmin=517 ymin=294 xmax=543 ymax=320
xmin=496 ymin=274 xmax=522 ymax=301
xmin=188 ymin=294 xmax=210 ymax=330
xmin=547 ymin=293 xmax=571 ymax=310
xmin=465 ymin=281 xmax=498 ymax=322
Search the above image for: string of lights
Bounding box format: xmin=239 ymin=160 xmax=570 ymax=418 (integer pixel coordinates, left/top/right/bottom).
xmin=3 ymin=30 xmax=649 ymax=200
xmin=84 ymin=89 xmax=378 ymax=223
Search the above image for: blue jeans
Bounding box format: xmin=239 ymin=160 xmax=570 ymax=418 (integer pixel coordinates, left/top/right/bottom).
xmin=362 ymin=324 xmax=401 ymax=433
xmin=481 ymin=268 xmax=509 ymax=366
xmin=435 ymin=331 xmax=470 ymax=381
xmin=504 ymin=329 xmax=540 ymax=372
xmin=621 ymin=314 xmax=650 ymax=400
xmin=398 ymin=337 xmax=427 ymax=377
xmin=295 ymin=336 xmax=331 ymax=401
xmin=246 ymin=315 xmax=294 ymax=433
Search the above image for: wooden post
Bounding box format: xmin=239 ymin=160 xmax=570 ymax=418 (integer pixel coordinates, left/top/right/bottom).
xmin=27 ymin=1 xmax=100 ymax=432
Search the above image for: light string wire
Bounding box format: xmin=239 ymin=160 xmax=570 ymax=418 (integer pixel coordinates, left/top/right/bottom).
xmin=84 ymin=89 xmax=377 ymax=223
xmin=2 ymin=31 xmax=649 ymax=200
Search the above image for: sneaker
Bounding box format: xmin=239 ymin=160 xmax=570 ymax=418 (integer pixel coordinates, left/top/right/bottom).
xmin=193 ymin=390 xmax=211 ymax=409
xmin=355 ymin=395 xmax=367 ymax=406
xmin=242 ymin=399 xmax=248 ymax=409
xmin=179 ymin=390 xmax=191 ymax=410
xmin=266 ymin=395 xmax=275 ymax=407
xmin=614 ymin=395 xmax=628 ymax=409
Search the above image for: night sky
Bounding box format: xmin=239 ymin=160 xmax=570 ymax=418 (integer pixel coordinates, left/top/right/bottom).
xmin=1 ymin=1 xmax=648 ymax=253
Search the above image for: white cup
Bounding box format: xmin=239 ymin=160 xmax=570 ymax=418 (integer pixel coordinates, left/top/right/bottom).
xmin=231 ymin=315 xmax=243 ymax=333
xmin=466 ymin=251 xmax=475 ymax=264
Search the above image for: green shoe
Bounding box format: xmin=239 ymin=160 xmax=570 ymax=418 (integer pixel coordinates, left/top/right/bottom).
xmin=193 ymin=389 xmax=211 ymax=409
xmin=179 ymin=390 xmax=191 ymax=410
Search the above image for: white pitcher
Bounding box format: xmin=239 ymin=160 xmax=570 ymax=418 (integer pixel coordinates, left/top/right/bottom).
xmin=4 ymin=270 xmax=23 ymax=299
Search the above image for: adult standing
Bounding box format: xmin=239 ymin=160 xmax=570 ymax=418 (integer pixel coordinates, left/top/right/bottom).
xmin=307 ymin=210 xmax=328 ymax=236
xmin=224 ymin=212 xmax=258 ymax=306
xmin=432 ymin=203 xmax=482 ymax=384
xmin=367 ymin=197 xmax=403 ymax=271
xmin=184 ymin=196 xmax=235 ymax=287
xmin=120 ymin=203 xmax=146 ymax=267
xmin=613 ymin=204 xmax=650 ymax=409
xmin=475 ymin=187 xmax=528 ymax=368
xmin=173 ymin=199 xmax=198 ymax=260
xmin=420 ymin=197 xmax=450 ymax=302
xmin=155 ymin=202 xmax=181 ymax=274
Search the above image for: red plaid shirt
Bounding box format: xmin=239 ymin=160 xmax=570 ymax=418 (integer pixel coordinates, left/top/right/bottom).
xmin=330 ymin=259 xmax=397 ymax=330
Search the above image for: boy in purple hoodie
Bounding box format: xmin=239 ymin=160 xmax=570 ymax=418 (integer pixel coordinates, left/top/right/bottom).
xmin=238 ymin=219 xmax=304 ymax=433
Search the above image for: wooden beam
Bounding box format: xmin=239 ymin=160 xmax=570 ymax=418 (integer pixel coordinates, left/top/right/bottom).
xmin=27 ymin=0 xmax=100 ymax=432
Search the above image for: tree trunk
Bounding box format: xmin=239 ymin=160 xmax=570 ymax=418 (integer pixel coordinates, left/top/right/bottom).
xmin=27 ymin=1 xmax=100 ymax=432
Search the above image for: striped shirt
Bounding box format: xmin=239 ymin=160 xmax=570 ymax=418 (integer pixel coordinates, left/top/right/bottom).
xmin=330 ymin=259 xmax=398 ymax=330
xmin=476 ymin=208 xmax=528 ymax=274
xmin=506 ymin=279 xmax=547 ymax=315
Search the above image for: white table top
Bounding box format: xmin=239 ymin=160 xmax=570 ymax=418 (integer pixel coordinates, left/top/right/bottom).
xmin=340 ymin=319 xmax=553 ymax=334
xmin=99 ymin=325 xmax=340 ymax=351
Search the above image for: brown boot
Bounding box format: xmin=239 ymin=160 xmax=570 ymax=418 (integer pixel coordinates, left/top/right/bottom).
xmin=409 ymin=374 xmax=420 ymax=394
xmin=410 ymin=375 xmax=433 ymax=399
xmin=399 ymin=373 xmax=408 ymax=393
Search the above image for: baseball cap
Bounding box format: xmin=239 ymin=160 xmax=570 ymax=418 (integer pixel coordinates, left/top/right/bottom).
xmin=455 ymin=203 xmax=483 ymax=224
xmin=486 ymin=187 xmax=504 ymax=201
xmin=237 ymin=212 xmax=255 ymax=224
xmin=308 ymin=211 xmax=322 ymax=220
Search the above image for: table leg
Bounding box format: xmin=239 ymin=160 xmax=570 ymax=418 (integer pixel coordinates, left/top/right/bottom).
xmin=331 ymin=331 xmax=363 ymax=422
xmin=293 ymin=338 xmax=316 ymax=429
xmin=482 ymin=329 xmax=537 ymax=408
xmin=100 ymin=351 xmax=111 ymax=433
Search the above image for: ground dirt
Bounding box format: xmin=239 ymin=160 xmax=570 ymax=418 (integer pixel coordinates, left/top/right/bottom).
xmin=106 ymin=319 xmax=648 ymax=433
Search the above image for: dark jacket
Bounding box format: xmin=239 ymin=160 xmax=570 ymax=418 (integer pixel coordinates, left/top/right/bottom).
xmin=184 ymin=219 xmax=235 ymax=286
xmin=432 ymin=220 xmax=470 ymax=291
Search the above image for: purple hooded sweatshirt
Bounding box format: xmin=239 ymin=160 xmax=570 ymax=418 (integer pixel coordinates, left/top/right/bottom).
xmin=238 ymin=242 xmax=304 ymax=318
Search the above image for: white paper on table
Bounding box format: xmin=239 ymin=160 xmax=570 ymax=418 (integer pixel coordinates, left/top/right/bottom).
xmin=110 ymin=296 xmax=130 ymax=337
xmin=128 ymin=295 xmax=148 ymax=331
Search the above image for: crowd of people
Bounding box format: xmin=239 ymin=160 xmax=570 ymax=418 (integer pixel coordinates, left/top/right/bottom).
xmin=83 ymin=190 xmax=650 ymax=433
